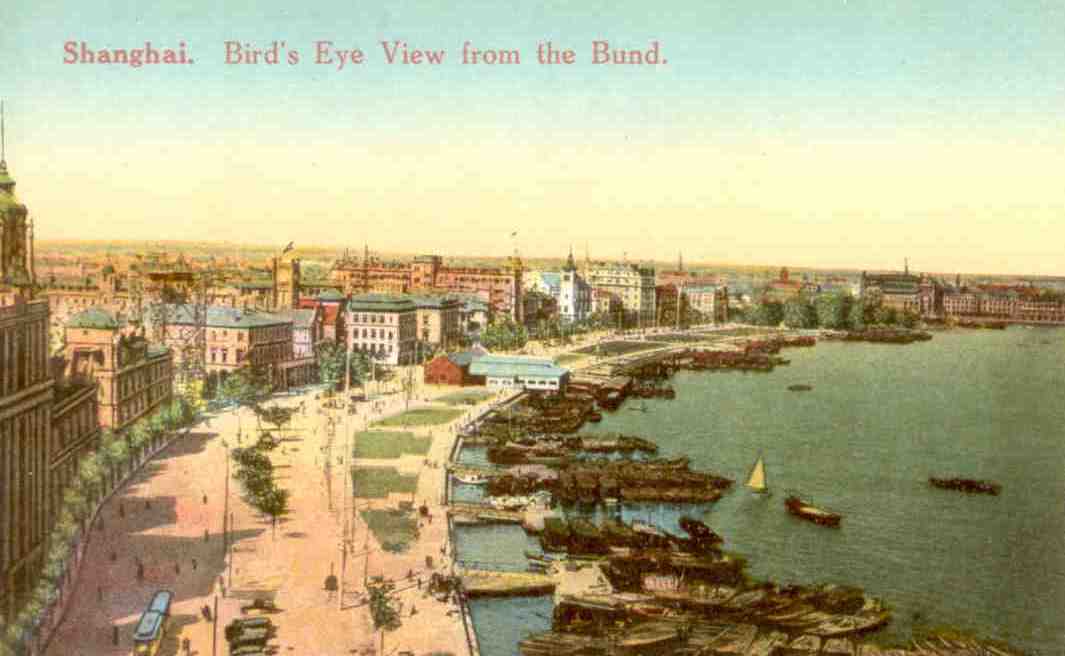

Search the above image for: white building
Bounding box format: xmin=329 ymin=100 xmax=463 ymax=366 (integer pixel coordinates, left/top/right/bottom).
xmin=584 ymin=260 xmax=656 ymax=326
xmin=345 ymin=294 xmax=417 ymax=366
xmin=468 ymin=355 xmax=570 ymax=393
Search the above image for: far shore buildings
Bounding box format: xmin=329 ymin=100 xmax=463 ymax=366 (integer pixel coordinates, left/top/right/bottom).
xmin=329 ymin=248 xmax=524 ymax=322
xmin=525 ymin=252 xmax=592 ymax=324
xmin=1 ymin=154 xmax=100 ymax=621
xmin=583 ymin=259 xmax=656 ymax=327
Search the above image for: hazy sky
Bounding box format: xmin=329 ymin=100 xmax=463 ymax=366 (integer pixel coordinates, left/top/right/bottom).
xmin=4 ymin=1 xmax=1065 ymax=275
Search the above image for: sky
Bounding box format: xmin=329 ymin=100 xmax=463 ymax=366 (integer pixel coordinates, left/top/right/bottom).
xmin=3 ymin=1 xmax=1065 ymax=275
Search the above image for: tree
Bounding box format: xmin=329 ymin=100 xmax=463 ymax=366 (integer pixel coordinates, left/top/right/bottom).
xmin=874 ymin=305 xmax=898 ymax=326
xmin=783 ymin=296 xmax=817 ymax=329
xmin=747 ymin=300 xmax=784 ymax=326
xmin=815 ymin=291 xmax=854 ymax=330
xmin=367 ymin=578 xmax=403 ymax=655
xmin=255 ymin=405 xmax=296 ymax=433
xmin=899 ymin=309 xmax=920 ymax=329
xmin=258 ymin=486 xmax=290 ymax=538
xmin=315 ymin=338 xmax=347 ymax=390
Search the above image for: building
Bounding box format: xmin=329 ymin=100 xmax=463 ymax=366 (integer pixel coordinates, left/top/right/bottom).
xmin=422 ymin=345 xmax=488 ymax=386
xmin=411 ymin=295 xmax=463 ymax=353
xmin=583 ymin=260 xmax=656 ymax=327
xmin=64 ymin=308 xmax=174 ymax=432
xmin=275 ymin=307 xmax=321 ymax=359
xmin=859 ymin=265 xmax=943 ymax=318
xmin=271 ymin=257 xmax=300 ymax=311
xmin=686 ymin=285 xmax=729 ymax=323
xmin=298 ymin=289 xmax=347 ymax=343
xmin=522 ymin=290 xmax=559 ymax=330
xmin=346 ymin=294 xmax=418 ymax=366
xmin=329 ymin=248 xmax=524 ymax=322
xmin=1 ymin=149 xmax=99 ymax=621
xmin=160 ymin=305 xmax=295 ymax=381
xmin=468 ymin=355 xmax=569 ymax=393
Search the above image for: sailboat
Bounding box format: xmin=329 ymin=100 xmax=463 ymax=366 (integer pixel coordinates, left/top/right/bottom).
xmin=746 ymin=456 xmax=770 ymax=495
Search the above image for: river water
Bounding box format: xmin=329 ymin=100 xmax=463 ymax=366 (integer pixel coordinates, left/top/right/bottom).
xmin=456 ymin=327 xmax=1065 ymax=655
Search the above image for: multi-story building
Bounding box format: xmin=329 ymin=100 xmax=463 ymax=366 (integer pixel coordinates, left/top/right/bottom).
xmin=64 ymin=308 xmax=174 ymax=431
xmin=685 ymin=285 xmax=729 ymax=324
xmin=1 ymin=153 xmax=99 ymax=621
xmin=346 ymin=294 xmax=418 ymax=366
xmin=411 ymin=295 xmax=462 ymax=353
xmin=298 ymin=289 xmax=347 ymax=344
xmin=859 ymin=266 xmax=943 ymax=318
xmin=583 ymin=260 xmax=656 ymax=326
xmin=329 ymin=249 xmax=524 ymax=322
xmin=160 ymin=305 xmax=294 ymax=377
xmin=557 ymin=253 xmax=591 ymax=323
xmin=275 ymin=307 xmax=321 ymax=359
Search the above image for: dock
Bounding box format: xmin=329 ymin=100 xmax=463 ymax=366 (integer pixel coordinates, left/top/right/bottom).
xmin=457 ymin=566 xmax=556 ymax=597
xmin=449 ymin=502 xmax=525 ymax=525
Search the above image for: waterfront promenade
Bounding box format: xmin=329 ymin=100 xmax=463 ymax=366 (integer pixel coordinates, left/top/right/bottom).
xmin=43 ymin=376 xmax=505 ymax=656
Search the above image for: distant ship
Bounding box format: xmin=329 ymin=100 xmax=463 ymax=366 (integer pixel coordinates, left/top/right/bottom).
xmin=746 ymin=456 xmax=769 ymax=495
xmin=929 ymin=477 xmax=1001 ymax=496
xmin=785 ymin=495 xmax=842 ymax=528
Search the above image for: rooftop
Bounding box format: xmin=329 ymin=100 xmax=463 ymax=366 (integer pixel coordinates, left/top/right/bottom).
xmin=347 ymin=293 xmax=417 ymax=312
xmin=469 ymin=354 xmax=569 ymax=379
xmin=67 ymin=307 xmax=124 ymax=330
xmin=161 ymin=304 xmax=292 ymax=328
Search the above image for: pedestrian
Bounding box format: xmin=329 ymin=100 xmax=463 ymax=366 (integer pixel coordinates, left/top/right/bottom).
xmin=417 ymin=576 xmax=422 ymax=590
xmin=136 ymin=562 xmax=144 ymax=582
xmin=203 ymin=493 xmax=208 ymax=505
xmin=110 ymin=550 xmax=117 ymax=562
xmin=192 ymin=558 xmax=198 ymax=571
xmin=174 ymin=562 xmax=181 ymax=576
xmin=97 ymin=585 xmax=103 ymax=603
xmin=118 ymin=502 xmax=125 ymax=518
xmin=112 ymin=625 xmax=119 ymax=646
xmin=145 ymin=499 xmax=151 ymax=511
xmin=204 ymin=528 xmax=210 ymax=542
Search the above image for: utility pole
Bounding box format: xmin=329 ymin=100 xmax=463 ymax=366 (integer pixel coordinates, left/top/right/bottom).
xmin=211 ymin=595 xmax=218 ymax=656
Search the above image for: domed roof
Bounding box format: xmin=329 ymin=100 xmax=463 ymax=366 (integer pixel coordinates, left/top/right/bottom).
xmin=67 ymin=307 xmax=124 ymax=330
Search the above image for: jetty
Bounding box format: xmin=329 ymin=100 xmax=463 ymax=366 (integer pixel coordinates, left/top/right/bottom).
xmin=457 ymin=565 xmax=556 ymax=598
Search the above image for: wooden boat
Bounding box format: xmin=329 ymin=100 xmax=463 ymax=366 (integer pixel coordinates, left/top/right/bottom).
xmin=616 ymin=621 xmax=681 ymax=650
xmin=723 ymin=588 xmax=768 ymax=610
xmin=453 ymin=471 xmax=490 ymax=485
xmin=928 ymin=477 xmax=1001 ymax=495
xmin=748 ymin=631 xmax=789 ymax=656
xmin=785 ymin=495 xmax=842 ymax=527
xmin=778 ymin=634 xmax=822 ymax=655
xmin=787 ymin=384 xmax=814 ymax=392
xmin=746 ymin=456 xmax=769 ymax=495
xmin=823 ymin=638 xmax=857 ymax=656
xmin=704 ymin=623 xmax=758 ymax=655
xmin=810 ymin=611 xmax=890 ymax=637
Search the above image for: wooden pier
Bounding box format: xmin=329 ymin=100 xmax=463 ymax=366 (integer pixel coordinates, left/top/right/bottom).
xmin=449 ymin=502 xmax=525 ymax=525
xmin=458 ymin=566 xmax=556 ymax=597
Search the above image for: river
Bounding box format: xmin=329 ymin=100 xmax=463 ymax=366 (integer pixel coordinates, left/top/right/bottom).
xmin=456 ymin=327 xmax=1065 ymax=655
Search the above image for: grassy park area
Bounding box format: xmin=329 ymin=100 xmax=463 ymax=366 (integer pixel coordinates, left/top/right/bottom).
xmin=435 ymin=390 xmax=495 ymax=406
xmin=352 ymin=467 xmax=419 ymax=499
xmin=353 ymin=431 xmax=431 ymax=459
xmin=372 ymin=407 xmax=465 ymax=428
xmin=360 ymin=508 xmax=420 ymax=553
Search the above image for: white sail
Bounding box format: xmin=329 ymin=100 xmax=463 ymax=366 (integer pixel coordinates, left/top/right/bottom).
xmin=746 ymin=457 xmax=767 ymax=492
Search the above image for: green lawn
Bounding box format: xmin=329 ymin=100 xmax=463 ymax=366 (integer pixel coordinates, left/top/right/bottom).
xmin=360 ymin=508 xmax=419 ymax=553
xmin=555 ymin=353 xmax=586 ymax=365
xmin=372 ymin=407 xmax=465 ymax=427
xmin=352 ymin=467 xmax=419 ymax=499
xmin=435 ymin=390 xmax=495 ymax=406
xmin=353 ymin=431 xmax=430 ymax=459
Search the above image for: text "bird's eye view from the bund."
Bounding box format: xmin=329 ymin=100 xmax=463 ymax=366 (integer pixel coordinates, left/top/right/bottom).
xmin=3 ymin=2 xmax=1065 ymax=656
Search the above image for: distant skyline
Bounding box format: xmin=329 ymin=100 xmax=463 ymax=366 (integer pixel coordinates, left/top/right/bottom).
xmin=5 ymin=1 xmax=1065 ymax=276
